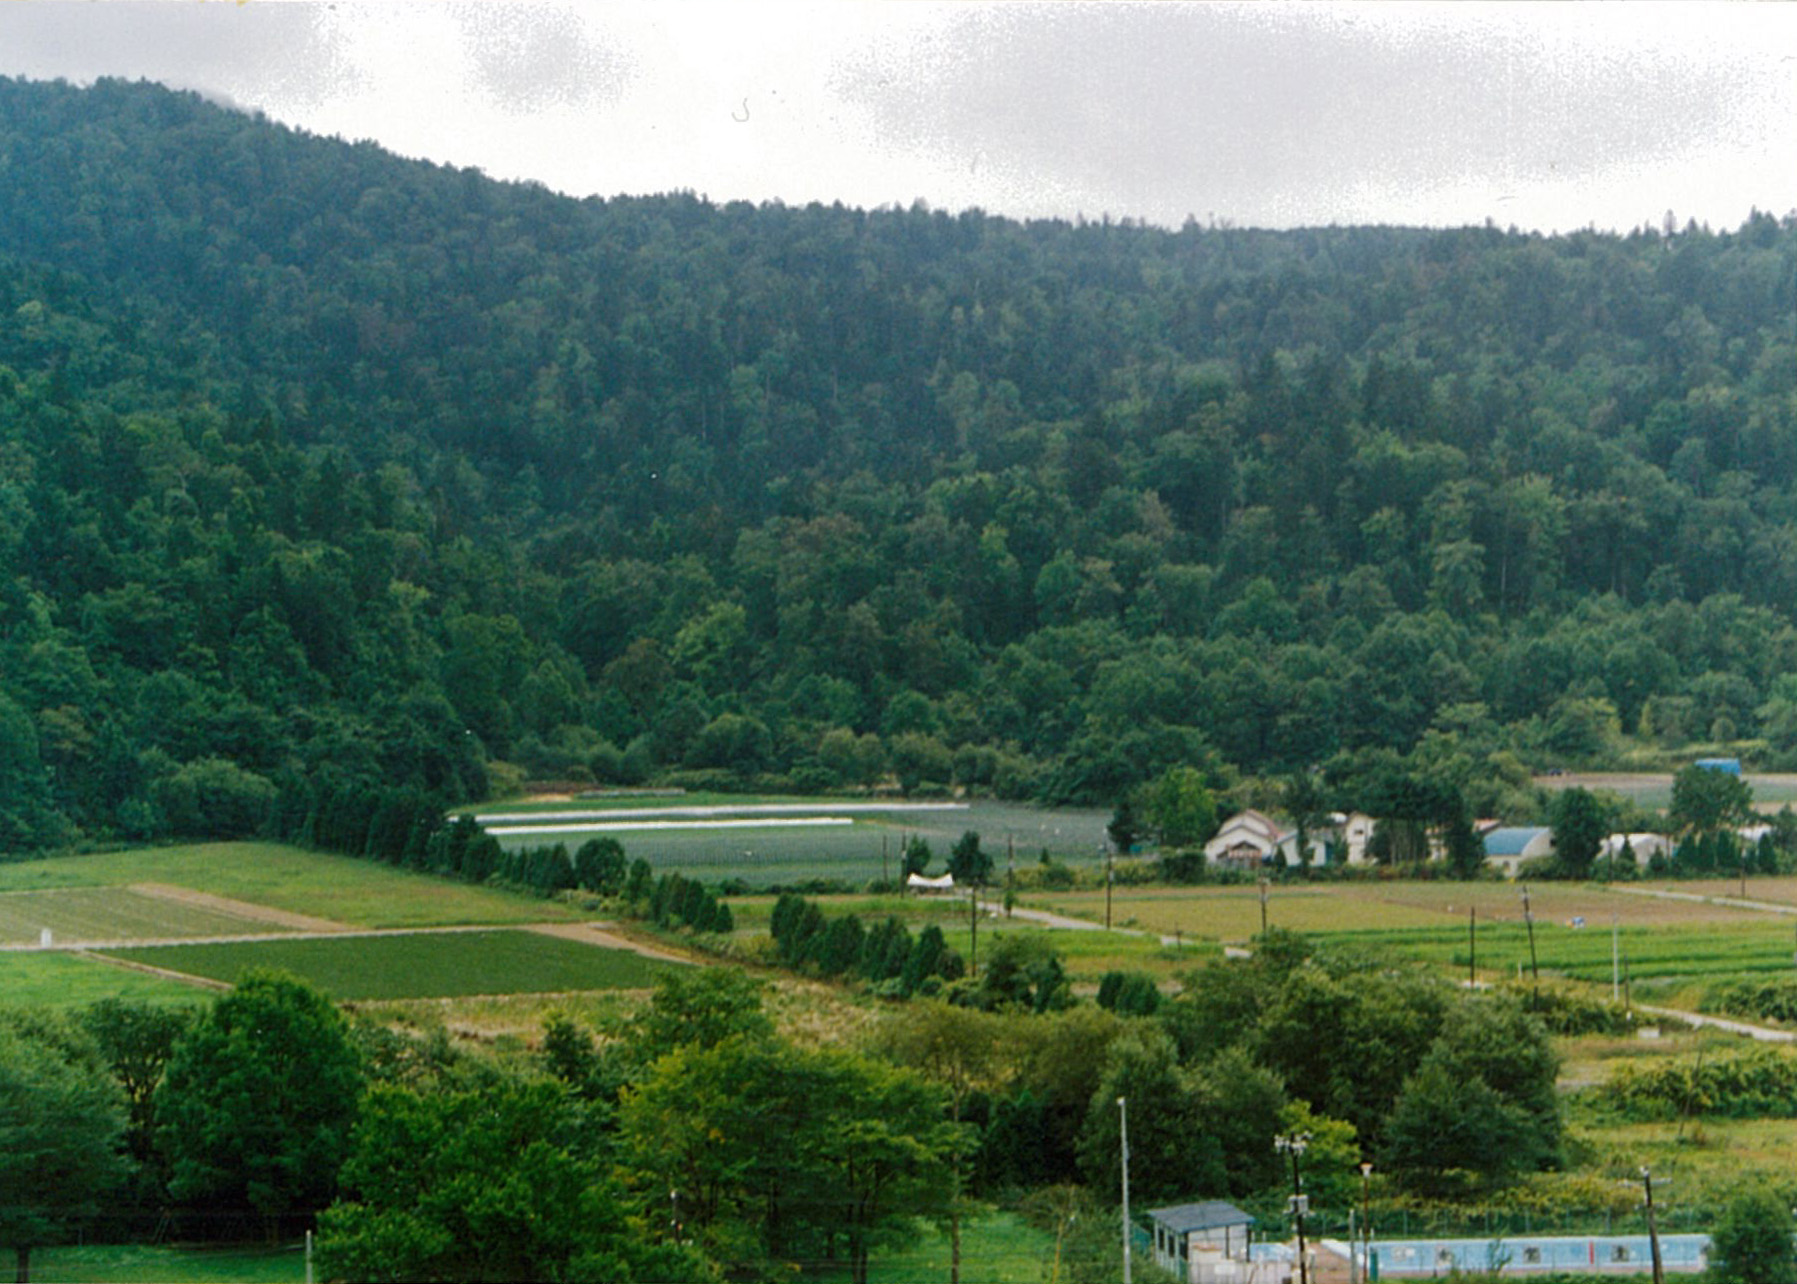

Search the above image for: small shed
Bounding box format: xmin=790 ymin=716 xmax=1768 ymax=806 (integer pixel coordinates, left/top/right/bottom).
xmin=1148 ymin=1200 xmax=1256 ymax=1282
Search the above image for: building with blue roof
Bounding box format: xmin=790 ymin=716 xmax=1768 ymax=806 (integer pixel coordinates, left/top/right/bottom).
xmin=1482 ymin=826 xmax=1554 ymax=878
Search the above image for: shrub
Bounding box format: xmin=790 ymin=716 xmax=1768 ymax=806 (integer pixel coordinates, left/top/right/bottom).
xmin=1604 ymin=1046 xmax=1797 ymax=1120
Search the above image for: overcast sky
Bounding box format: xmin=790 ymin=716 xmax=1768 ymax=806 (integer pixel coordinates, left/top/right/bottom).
xmin=0 ymin=1 xmax=1792 ymax=234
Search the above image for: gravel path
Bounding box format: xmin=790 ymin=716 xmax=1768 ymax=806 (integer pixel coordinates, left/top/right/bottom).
xmin=4 ymin=920 xmax=691 ymax=969
xmin=1634 ymin=1004 xmax=1795 ymax=1042
xmin=1612 ymin=885 xmax=1797 ymax=916
xmin=130 ymin=882 xmax=353 ymax=932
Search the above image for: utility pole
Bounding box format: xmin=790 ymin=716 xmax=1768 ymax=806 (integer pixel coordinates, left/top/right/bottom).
xmin=1468 ymin=905 xmax=1476 ymax=987
xmin=1105 ymin=847 xmax=1114 ymax=931
xmin=1613 ymin=914 xmax=1620 ymax=1004
xmin=1521 ymin=883 xmax=1540 ymax=1008
xmin=969 ymin=874 xmax=979 ymax=977
xmin=882 ymin=833 xmax=889 ymax=888
xmin=1119 ymin=1097 xmax=1132 ymax=1284
xmin=1259 ymin=874 xmax=1270 ymax=936
xmin=1276 ymin=1133 xmax=1311 ymax=1284
xmin=1639 ymin=1167 xmax=1666 ymax=1284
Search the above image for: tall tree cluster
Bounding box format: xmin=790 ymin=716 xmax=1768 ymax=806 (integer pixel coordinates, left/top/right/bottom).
xmin=0 ymin=77 xmax=1793 ymax=850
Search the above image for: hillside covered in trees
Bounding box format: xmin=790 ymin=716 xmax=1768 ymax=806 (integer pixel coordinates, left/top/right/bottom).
xmin=0 ymin=76 xmax=1793 ymax=850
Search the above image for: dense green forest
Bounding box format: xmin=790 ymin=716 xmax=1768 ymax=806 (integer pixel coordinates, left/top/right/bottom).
xmin=0 ymin=76 xmax=1794 ymax=850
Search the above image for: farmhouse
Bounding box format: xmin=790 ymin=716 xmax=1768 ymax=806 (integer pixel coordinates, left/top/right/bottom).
xmin=1327 ymin=811 xmax=1377 ymax=866
xmin=1203 ymin=810 xmax=1372 ymax=870
xmin=1602 ymin=832 xmax=1672 ymax=867
xmin=1204 ymin=810 xmax=1282 ymax=869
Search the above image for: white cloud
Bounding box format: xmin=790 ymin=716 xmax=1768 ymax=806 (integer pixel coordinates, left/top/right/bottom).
xmin=0 ymin=0 xmax=1790 ymax=231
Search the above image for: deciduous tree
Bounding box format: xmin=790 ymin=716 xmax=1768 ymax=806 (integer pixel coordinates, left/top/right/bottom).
xmin=0 ymin=1025 xmax=129 ymax=1283
xmin=154 ymin=972 xmax=363 ymax=1239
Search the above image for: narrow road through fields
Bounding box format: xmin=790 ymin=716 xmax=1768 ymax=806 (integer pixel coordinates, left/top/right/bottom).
xmin=1634 ymin=1003 xmax=1795 ymax=1042
xmin=1612 ymin=884 xmax=1797 ymax=916
xmin=974 ymin=897 xmax=1247 ymax=955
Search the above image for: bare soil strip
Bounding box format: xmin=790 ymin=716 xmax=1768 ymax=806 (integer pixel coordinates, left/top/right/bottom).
xmin=525 ymin=921 xmax=695 ymax=964
xmin=128 ymin=883 xmax=353 ymax=933
xmin=75 ymin=948 xmax=230 ymax=991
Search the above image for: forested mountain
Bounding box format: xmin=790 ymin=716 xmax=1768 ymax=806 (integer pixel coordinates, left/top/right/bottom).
xmin=0 ymin=76 xmax=1794 ymax=849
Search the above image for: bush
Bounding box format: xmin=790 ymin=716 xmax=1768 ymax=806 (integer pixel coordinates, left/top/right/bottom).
xmin=1604 ymin=1046 xmax=1797 ymax=1120
xmin=1499 ymin=984 xmax=1636 ymax=1036
xmin=1710 ymin=1185 xmax=1796 ymax=1284
xmin=1710 ymin=976 xmax=1797 ymax=1025
xmin=1158 ymin=849 xmax=1208 ymax=883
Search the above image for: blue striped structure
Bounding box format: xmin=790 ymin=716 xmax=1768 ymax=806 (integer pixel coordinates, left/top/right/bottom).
xmin=1363 ymin=1233 xmax=1710 ymax=1277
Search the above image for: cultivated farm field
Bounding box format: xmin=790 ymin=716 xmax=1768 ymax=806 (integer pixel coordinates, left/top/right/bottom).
xmin=0 ymin=843 xmax=590 ymax=928
xmin=101 ymin=929 xmax=680 ymax=1001
xmin=1535 ymin=771 xmax=1797 ymax=812
xmin=0 ymin=886 xmax=290 ymax=946
xmin=478 ymin=796 xmax=1112 ymax=888
xmin=0 ymin=844 xmax=685 ymax=1007
xmin=1018 ymin=878 xmax=1797 ymax=995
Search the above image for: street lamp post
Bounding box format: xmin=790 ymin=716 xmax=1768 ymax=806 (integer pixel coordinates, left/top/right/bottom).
xmin=1276 ymin=1133 xmax=1311 ymax=1284
xmin=1360 ymin=1162 xmax=1374 ymax=1284
xmin=1119 ymin=1097 xmax=1132 ymax=1284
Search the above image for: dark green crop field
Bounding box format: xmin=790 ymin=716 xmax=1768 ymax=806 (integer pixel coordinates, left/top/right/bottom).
xmin=99 ymin=930 xmax=679 ymax=1000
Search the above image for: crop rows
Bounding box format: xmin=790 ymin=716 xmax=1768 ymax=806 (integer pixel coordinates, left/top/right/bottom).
xmin=99 ymin=930 xmax=678 ymax=1000
xmin=1320 ymin=921 xmax=1797 ymax=982
xmin=0 ymin=888 xmax=281 ymax=946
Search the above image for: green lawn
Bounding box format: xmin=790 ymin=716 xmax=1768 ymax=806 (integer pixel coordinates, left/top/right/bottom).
xmin=816 ymin=1211 xmax=1055 ymax=1284
xmin=101 ymin=929 xmax=679 ymax=999
xmin=0 ymin=951 xmax=212 ymax=1006
xmin=0 ymin=844 xmax=586 ymax=928
xmin=29 ymin=1243 xmax=304 ymax=1283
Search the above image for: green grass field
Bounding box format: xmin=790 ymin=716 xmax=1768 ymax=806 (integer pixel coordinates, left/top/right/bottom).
xmin=0 ymin=951 xmax=212 ymax=1006
xmin=480 ymin=798 xmax=1112 ymax=888
xmin=0 ymin=886 xmax=284 ymax=945
xmin=816 ymin=1210 xmax=1055 ymax=1284
xmin=100 ymin=929 xmax=678 ymax=1000
xmin=0 ymin=844 xmax=587 ymax=928
xmin=30 ymin=1242 xmax=304 ymax=1283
